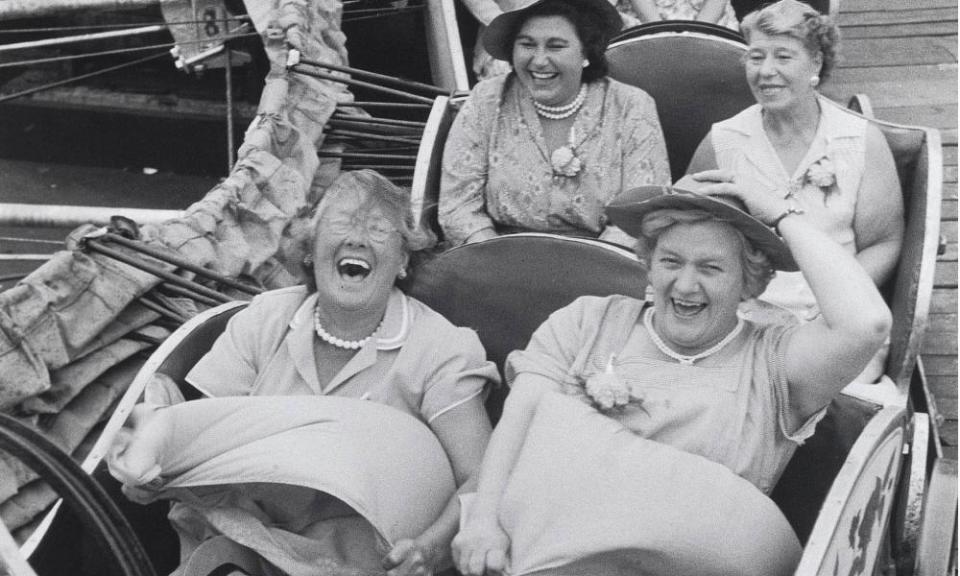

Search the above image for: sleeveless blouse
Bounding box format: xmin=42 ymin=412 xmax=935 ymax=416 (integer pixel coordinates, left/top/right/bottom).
xmin=711 ymin=97 xmax=867 ymax=320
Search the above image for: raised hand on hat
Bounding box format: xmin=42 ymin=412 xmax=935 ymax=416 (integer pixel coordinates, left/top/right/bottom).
xmin=681 ymin=169 xmax=795 ymax=228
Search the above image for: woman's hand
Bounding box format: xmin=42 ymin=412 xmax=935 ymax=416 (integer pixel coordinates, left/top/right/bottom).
xmin=451 ymin=520 xmax=510 ymax=576
xmin=382 ymin=539 xmax=437 ymax=576
xmin=682 ymin=170 xmax=791 ymax=226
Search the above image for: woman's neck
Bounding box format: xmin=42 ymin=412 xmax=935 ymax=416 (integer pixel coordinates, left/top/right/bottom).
xmin=762 ymin=95 xmax=821 ymax=140
xmin=314 ymin=298 xmax=388 ymax=343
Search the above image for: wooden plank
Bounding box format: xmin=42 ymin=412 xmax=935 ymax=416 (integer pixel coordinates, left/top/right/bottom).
xmin=942 ymin=195 xmax=957 ymax=220
xmin=929 ymin=289 xmax=958 ymax=313
xmin=925 ymin=355 xmax=959 ymax=376
xmin=843 ymin=0 xmax=958 ymax=12
xmin=842 ymin=22 xmax=958 ymax=40
xmin=938 ymin=420 xmax=957 ymax=446
xmin=874 ymin=104 xmax=957 ymax=132
xmin=942 ymin=221 xmax=957 ymax=244
xmin=928 ymin=375 xmax=959 ymax=398
xmin=946 ymin=166 xmax=957 ymax=183
xmin=839 ymin=7 xmax=958 ymax=27
xmin=934 ymin=262 xmax=957 ymax=287
xmin=922 ymin=331 xmax=957 ymax=355
xmin=945 ymin=145 xmax=958 ymax=167
xmin=928 ymin=313 xmax=959 ymax=333
xmin=839 ymin=36 xmax=958 ymax=68
xmin=938 ymin=397 xmax=958 ymax=419
xmin=941 ymin=242 xmax=958 ymax=262
xmin=824 ymin=65 xmax=957 ymax=109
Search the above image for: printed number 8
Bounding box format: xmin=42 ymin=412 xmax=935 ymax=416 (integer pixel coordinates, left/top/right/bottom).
xmin=203 ymin=8 xmax=220 ymax=37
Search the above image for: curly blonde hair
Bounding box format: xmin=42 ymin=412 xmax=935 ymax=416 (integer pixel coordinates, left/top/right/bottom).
xmin=740 ymin=0 xmax=840 ymax=82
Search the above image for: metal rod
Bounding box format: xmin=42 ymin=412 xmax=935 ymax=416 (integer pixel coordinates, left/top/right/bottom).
xmin=339 ymin=164 xmax=417 ymax=171
xmin=225 ymin=47 xmax=235 ymax=172
xmin=138 ymin=296 xmax=188 ymax=324
xmin=0 ymin=51 xmax=169 ymax=104
xmin=317 ymin=151 xmax=419 ymax=160
xmin=0 ymin=203 xmax=181 ymax=226
xmin=0 ymin=16 xmax=249 ymax=34
xmin=291 ymin=66 xmax=435 ymax=105
xmin=330 ymin=113 xmax=427 ymax=128
xmin=326 ymin=117 xmax=423 ymax=135
xmin=325 ymin=128 xmax=422 ymax=145
xmin=156 ymin=282 xmax=224 ymax=307
xmin=83 ymin=241 xmax=233 ymax=304
xmin=297 ymin=58 xmax=447 ymax=96
xmin=0 ymin=254 xmax=54 ymax=261
xmin=336 ymin=101 xmax=432 ymax=110
xmin=100 ymin=232 xmax=262 ymax=296
xmin=0 ymin=236 xmax=62 ymax=245
xmin=0 ymin=0 xmax=159 ymax=20
xmin=0 ymin=24 xmax=166 ymax=53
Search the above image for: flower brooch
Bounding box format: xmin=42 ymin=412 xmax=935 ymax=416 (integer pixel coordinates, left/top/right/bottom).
xmin=550 ymin=125 xmax=583 ymax=179
xmin=805 ymin=157 xmax=836 ymax=190
xmin=583 ymin=355 xmax=645 ymax=414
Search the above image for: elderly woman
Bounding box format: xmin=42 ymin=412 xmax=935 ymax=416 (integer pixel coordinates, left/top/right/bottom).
xmin=109 ymin=170 xmax=499 ymax=576
xmin=452 ymin=183 xmax=890 ymax=576
xmin=684 ymin=0 xmax=903 ymax=381
xmin=439 ymin=0 xmax=671 ymax=247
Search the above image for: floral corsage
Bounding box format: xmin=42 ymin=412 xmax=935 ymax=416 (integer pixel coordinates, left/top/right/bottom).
xmin=805 ymin=157 xmax=836 ymax=191
xmin=583 ymin=355 xmax=645 ymax=414
xmin=550 ymin=126 xmax=583 ymax=179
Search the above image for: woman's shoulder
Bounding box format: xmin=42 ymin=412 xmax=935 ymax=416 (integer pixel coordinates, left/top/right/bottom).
xmin=602 ymin=77 xmax=658 ymax=109
xmin=553 ymin=294 xmax=646 ymax=322
xmin=243 ymin=285 xmax=310 ymax=318
xmin=712 ymin=103 xmax=762 ymax=134
xmin=403 ymin=293 xmax=485 ymax=349
xmin=467 ymin=74 xmax=513 ymax=103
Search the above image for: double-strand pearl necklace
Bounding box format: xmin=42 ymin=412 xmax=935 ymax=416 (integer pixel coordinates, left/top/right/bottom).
xmin=533 ymin=84 xmax=587 ymax=120
xmin=643 ymin=307 xmax=744 ymax=366
xmin=314 ymin=304 xmax=382 ymax=350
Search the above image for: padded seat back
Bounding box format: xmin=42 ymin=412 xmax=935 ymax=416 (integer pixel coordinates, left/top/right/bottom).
xmin=606 ymin=23 xmax=754 ymax=180
xmin=406 ymin=233 xmax=646 ymax=421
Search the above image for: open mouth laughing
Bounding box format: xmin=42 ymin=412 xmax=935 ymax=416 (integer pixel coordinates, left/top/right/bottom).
xmin=337 ymin=257 xmax=371 ymax=281
xmin=671 ymin=298 xmax=707 ymax=318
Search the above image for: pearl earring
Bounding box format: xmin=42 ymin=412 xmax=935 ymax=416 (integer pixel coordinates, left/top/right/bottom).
xmin=304 ymin=255 xmax=313 ymax=265
xmin=582 ymin=59 xmax=589 ymax=68
xmin=398 ymin=268 xmax=407 ymax=279
xmin=809 ymin=74 xmax=820 ymax=87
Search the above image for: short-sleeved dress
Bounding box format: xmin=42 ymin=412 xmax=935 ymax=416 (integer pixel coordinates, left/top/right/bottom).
xmin=187 ymin=285 xmax=499 ymax=423
xmin=614 ymin=0 xmax=739 ymax=30
xmin=439 ymin=74 xmax=670 ymax=246
xmin=506 ymin=294 xmax=824 ymax=494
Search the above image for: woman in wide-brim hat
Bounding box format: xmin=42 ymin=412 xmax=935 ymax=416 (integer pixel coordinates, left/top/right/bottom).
xmin=438 ymin=0 xmax=671 ymax=248
xmin=452 ymin=184 xmax=891 ymax=576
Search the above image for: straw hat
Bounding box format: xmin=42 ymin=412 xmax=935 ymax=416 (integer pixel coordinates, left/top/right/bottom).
xmin=482 ymin=0 xmax=623 ymax=61
xmin=605 ymin=186 xmax=798 ymax=271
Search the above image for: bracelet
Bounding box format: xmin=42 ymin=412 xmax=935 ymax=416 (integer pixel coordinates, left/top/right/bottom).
xmin=770 ymin=206 xmax=806 ymax=234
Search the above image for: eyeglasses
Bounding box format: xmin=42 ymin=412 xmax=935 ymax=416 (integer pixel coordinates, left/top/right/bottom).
xmin=320 ymin=214 xmax=399 ymax=242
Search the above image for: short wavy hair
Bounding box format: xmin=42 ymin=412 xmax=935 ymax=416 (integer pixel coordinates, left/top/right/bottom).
xmin=299 ymin=169 xmax=436 ymax=291
xmin=632 ymin=209 xmax=775 ymax=300
xmin=740 ymin=0 xmax=840 ymax=82
xmin=506 ymin=0 xmax=612 ymax=82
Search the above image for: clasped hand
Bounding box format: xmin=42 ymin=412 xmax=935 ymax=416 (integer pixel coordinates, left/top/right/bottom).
xmin=451 ymin=520 xmax=510 ymax=576
xmin=682 ymin=170 xmax=792 ymax=226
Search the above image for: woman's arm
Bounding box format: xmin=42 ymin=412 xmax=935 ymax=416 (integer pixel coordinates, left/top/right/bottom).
xmin=452 ymin=376 xmax=559 ymax=576
xmin=439 ymin=90 xmax=498 ymax=247
xmin=684 ymin=132 xmax=720 ymax=175
xmin=852 ymin=124 xmax=905 ymax=286
xmin=694 ymin=172 xmax=891 ymax=426
xmin=384 ymin=396 xmax=491 ymax=576
xmin=628 ymin=0 xmax=663 ymax=22
xmin=695 ymin=0 xmax=730 ymax=22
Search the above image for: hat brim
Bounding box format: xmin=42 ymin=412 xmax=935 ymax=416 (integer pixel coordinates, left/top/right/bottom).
xmin=482 ymin=0 xmax=623 ymax=62
xmin=605 ymin=186 xmax=798 ymax=272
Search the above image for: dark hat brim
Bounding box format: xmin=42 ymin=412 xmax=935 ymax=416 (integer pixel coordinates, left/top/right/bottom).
xmin=605 ymin=186 xmax=798 ymax=272
xmin=482 ymin=0 xmax=623 ymax=62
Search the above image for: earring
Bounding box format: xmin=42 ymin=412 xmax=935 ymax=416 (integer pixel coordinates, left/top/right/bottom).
xmin=809 ymin=74 xmax=820 ymax=87
xmin=304 ymin=254 xmax=313 ymax=266
xmin=398 ymin=267 xmax=407 ymax=280
xmin=582 ymin=59 xmax=589 ymax=68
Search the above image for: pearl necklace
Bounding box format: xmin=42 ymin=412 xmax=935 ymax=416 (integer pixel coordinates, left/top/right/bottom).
xmin=533 ymin=84 xmax=587 ymax=120
xmin=642 ymin=307 xmax=744 ymax=366
xmin=314 ymin=304 xmax=382 ymax=350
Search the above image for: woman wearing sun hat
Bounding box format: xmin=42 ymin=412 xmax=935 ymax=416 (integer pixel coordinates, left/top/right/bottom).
xmin=452 ymin=184 xmax=890 ymax=576
xmin=439 ymin=0 xmax=670 ymax=247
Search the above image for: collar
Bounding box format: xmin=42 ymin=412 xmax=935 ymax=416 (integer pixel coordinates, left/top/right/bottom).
xmin=286 ymin=288 xmax=411 ymax=394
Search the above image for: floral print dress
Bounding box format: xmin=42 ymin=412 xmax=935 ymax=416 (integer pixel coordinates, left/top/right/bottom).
xmin=439 ymin=74 xmax=670 ymax=246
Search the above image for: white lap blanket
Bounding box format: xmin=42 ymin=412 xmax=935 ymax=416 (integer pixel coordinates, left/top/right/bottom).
xmin=497 ymin=393 xmax=802 ymax=576
xmin=114 ymin=396 xmax=456 ymax=576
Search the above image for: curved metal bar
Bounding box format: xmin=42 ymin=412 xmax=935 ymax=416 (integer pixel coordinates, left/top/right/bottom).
xmin=297 ymin=57 xmax=448 ymax=97
xmin=290 ymin=65 xmax=435 ymax=105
